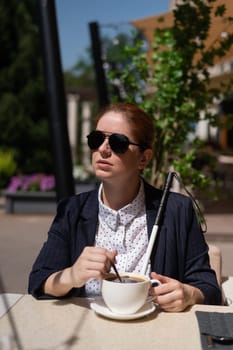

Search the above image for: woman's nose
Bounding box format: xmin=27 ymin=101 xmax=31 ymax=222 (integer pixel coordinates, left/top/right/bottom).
xmin=99 ymin=137 xmax=110 ymax=150
xmin=98 ymin=137 xmax=111 ymax=156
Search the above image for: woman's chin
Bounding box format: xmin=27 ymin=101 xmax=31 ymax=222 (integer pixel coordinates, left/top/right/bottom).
xmin=95 ymin=170 xmax=112 ymax=180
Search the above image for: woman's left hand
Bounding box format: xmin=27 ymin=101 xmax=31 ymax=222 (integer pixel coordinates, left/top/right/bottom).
xmin=150 ymin=272 xmax=204 ymax=312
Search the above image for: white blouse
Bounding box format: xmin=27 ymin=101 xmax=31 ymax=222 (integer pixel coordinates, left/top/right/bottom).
xmin=85 ymin=181 xmax=149 ymax=296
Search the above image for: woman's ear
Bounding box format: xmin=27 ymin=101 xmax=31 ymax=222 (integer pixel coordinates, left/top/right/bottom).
xmin=138 ymin=149 xmax=153 ymax=169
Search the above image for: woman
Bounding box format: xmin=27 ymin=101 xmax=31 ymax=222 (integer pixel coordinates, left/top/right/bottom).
xmin=28 ymin=102 xmax=222 ymax=312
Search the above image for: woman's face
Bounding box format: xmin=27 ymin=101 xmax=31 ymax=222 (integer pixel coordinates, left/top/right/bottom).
xmin=91 ymin=111 xmax=152 ymax=184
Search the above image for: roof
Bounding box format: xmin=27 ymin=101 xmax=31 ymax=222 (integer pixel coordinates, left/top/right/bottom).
xmin=131 ymin=0 xmax=233 ymax=65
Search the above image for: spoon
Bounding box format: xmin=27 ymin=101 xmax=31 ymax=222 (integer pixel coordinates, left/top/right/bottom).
xmin=212 ymin=335 xmax=233 ymax=344
xmin=206 ymin=334 xmax=233 ymax=347
xmin=111 ymin=262 xmax=123 ymax=283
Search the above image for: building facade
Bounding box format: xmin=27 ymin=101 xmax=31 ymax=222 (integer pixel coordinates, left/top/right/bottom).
xmin=131 ymin=0 xmax=233 ymax=150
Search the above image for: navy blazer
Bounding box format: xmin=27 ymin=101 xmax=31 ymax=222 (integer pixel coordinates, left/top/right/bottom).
xmin=28 ymin=181 xmax=222 ymax=305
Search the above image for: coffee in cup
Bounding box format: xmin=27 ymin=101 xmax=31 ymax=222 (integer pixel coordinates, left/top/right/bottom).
xmin=101 ymin=272 xmax=160 ymax=315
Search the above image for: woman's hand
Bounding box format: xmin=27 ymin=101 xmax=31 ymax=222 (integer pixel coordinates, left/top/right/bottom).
xmin=44 ymin=247 xmax=117 ymax=297
xmin=150 ymin=272 xmax=204 ymax=312
xmin=70 ymin=247 xmax=117 ymax=288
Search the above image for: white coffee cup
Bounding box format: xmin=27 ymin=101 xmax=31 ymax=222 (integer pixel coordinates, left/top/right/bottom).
xmin=101 ymin=272 xmax=160 ymax=315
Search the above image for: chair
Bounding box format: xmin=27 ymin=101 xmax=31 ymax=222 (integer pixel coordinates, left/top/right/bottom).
xmin=208 ymin=244 xmax=232 ymax=305
xmin=208 ymin=244 xmax=222 ymax=287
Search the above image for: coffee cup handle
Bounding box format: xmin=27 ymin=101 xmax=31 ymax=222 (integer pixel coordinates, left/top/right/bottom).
xmin=150 ymin=278 xmax=161 ymax=288
xmin=146 ymin=279 xmax=161 ymax=303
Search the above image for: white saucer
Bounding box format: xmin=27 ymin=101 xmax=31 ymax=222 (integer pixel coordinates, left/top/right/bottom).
xmin=90 ymin=298 xmax=156 ymax=320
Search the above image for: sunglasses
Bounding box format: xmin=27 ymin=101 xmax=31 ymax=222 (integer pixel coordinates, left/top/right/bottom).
xmin=87 ymin=130 xmax=146 ymax=154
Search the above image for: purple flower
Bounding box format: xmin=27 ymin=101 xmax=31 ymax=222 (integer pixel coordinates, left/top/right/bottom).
xmin=7 ymin=174 xmax=55 ymax=192
xmin=40 ymin=175 xmax=55 ymax=191
xmin=7 ymin=176 xmax=24 ymax=192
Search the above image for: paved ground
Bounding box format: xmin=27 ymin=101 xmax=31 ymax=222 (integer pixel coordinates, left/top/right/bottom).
xmin=0 ymin=195 xmax=233 ymax=294
xmin=0 ymin=211 xmax=53 ymax=294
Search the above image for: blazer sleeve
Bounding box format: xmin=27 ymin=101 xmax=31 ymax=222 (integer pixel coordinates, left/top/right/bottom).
xmin=28 ymin=193 xmax=93 ymax=299
xmin=179 ymin=196 xmax=222 ymax=305
xmin=150 ymin=191 xmax=222 ymax=305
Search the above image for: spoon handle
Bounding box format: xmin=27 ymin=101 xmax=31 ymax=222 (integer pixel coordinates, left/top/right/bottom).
xmin=206 ymin=335 xmax=214 ymax=348
xmin=111 ymin=262 xmax=122 ymax=283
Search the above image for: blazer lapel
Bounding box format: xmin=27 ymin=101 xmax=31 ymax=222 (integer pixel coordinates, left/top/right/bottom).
xmin=144 ymin=181 xmax=167 ymax=273
xmin=81 ymin=189 xmax=99 ymax=246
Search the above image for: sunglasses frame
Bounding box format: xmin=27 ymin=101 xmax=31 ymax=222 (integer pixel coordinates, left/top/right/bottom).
xmin=87 ymin=130 xmax=146 ymax=154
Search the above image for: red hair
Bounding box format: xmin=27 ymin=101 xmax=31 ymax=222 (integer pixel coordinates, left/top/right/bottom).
xmin=95 ymin=102 xmax=155 ymax=150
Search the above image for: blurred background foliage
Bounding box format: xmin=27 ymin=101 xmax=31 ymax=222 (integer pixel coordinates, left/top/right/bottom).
xmin=107 ymin=0 xmax=233 ymax=191
xmin=0 ymin=0 xmax=53 ymax=188
xmin=1 ymin=0 xmax=233 ymax=198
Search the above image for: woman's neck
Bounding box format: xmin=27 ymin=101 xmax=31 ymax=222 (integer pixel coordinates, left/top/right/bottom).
xmin=101 ymin=178 xmax=141 ymax=210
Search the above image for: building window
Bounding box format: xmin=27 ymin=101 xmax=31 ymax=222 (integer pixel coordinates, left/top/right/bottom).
xmin=230 ymin=61 xmax=233 ymax=72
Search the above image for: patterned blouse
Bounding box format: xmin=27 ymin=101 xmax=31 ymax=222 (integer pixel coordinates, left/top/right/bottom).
xmin=85 ymin=181 xmax=150 ymax=296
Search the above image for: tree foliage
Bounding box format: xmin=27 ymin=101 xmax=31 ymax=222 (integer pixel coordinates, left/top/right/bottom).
xmin=64 ymin=48 xmax=96 ymax=90
xmin=108 ymin=0 xmax=233 ymax=189
xmin=0 ymin=0 xmax=53 ymax=182
xmin=64 ymin=30 xmax=143 ymax=98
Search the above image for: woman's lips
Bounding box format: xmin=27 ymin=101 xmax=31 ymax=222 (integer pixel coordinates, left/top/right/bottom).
xmin=96 ymin=160 xmax=112 ymax=169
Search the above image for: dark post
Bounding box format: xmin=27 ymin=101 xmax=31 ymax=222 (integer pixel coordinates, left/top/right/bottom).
xmin=89 ymin=21 xmax=109 ymax=108
xmin=219 ymin=94 xmax=233 ymax=149
xmin=37 ymin=0 xmax=75 ymax=201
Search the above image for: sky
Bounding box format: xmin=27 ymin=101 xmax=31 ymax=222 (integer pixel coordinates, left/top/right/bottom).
xmin=55 ymin=0 xmax=170 ymax=71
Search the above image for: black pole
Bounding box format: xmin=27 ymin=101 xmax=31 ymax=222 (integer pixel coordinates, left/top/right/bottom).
xmin=89 ymin=21 xmax=109 ymax=109
xmin=37 ymin=0 xmax=75 ymax=201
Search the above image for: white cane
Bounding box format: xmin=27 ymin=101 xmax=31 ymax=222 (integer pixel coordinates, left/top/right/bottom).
xmin=141 ymin=172 xmax=175 ymax=275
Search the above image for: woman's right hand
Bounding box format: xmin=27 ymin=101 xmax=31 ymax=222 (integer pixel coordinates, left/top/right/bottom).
xmin=70 ymin=247 xmax=117 ymax=288
xmin=43 ymin=247 xmax=117 ymax=297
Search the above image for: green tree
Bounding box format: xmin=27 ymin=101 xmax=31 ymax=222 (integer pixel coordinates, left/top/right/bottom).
xmin=64 ymin=30 xmax=143 ymax=100
xmin=109 ymin=0 xmax=233 ymax=191
xmin=0 ymin=0 xmax=53 ymax=181
xmin=64 ymin=48 xmax=96 ymax=90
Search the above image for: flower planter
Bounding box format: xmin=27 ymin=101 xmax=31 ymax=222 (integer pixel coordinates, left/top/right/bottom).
xmin=4 ymin=183 xmax=97 ymax=214
xmin=5 ymin=191 xmax=57 ymax=214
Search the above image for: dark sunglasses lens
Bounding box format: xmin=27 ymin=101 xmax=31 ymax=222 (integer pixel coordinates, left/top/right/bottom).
xmin=109 ymin=134 xmax=129 ymax=154
xmin=87 ymin=131 xmax=105 ymax=150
